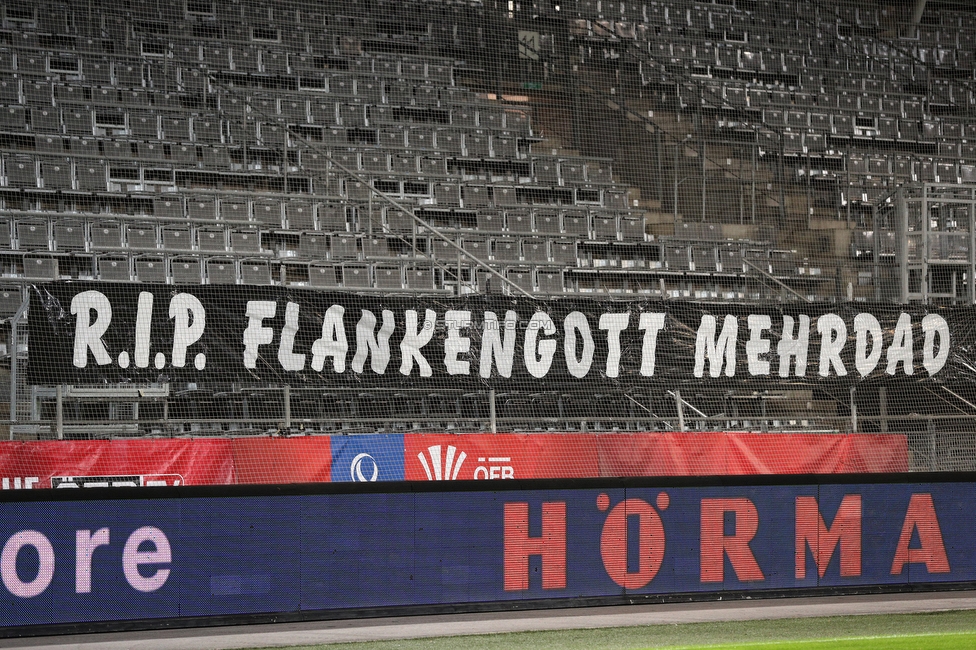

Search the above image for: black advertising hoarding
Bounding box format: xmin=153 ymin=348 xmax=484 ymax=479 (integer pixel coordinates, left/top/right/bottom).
xmin=26 ymin=282 xmax=970 ymax=389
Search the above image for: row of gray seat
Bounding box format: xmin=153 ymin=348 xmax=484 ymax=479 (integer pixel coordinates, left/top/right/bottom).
xmin=0 ymin=248 xmax=814 ymax=292
xmin=0 ymin=141 xmax=548 ymax=180
xmin=0 ymin=100 xmax=529 ymax=139
xmin=0 ymin=217 xmax=651 ymax=259
xmin=0 ymin=40 xmax=457 ymax=83
xmin=0 ymin=74 xmax=494 ymax=119
xmin=0 ymin=230 xmax=812 ymax=272
xmin=0 ymin=218 xmax=265 ymax=253
xmin=0 ymin=166 xmax=628 ymax=215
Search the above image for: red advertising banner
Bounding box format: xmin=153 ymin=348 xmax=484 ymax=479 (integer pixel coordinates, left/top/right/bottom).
xmin=404 ymin=433 xmax=601 ymax=481
xmin=0 ymin=431 xmax=909 ymax=489
xmin=0 ymin=439 xmax=234 ymax=489
xmin=230 ymin=436 xmax=331 ymax=484
xmin=596 ymin=432 xmax=909 ymax=476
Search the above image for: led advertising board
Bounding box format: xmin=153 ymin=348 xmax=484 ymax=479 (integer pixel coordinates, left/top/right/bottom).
xmin=0 ymin=478 xmax=971 ymax=631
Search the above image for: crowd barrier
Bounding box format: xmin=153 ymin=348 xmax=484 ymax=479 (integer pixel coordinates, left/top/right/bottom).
xmin=0 ymin=473 xmax=971 ymax=634
xmin=0 ymin=432 xmax=908 ymax=489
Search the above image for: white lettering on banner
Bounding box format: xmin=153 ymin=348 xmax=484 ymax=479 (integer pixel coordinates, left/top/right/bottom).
xmin=474 ymin=457 xmax=515 ymax=479
xmin=70 ymin=291 xmax=207 ymax=371
xmin=694 ymin=314 xmax=738 ymax=378
xmin=778 ymin=315 xmax=810 ymax=377
xmin=243 ymin=300 xmax=276 ymax=369
xmin=169 ymin=293 xmax=206 ymax=370
xmin=71 ymin=290 xmax=112 ymax=368
xmin=563 ymin=311 xmax=594 ymax=379
xmin=887 ymin=313 xmax=914 ymax=376
xmin=481 ymin=311 xmax=518 ymax=378
xmin=60 ymin=289 xmax=957 ymax=381
xmin=599 ymin=312 xmax=630 ymax=378
xmin=817 ymin=314 xmax=848 ymax=377
xmin=524 ymin=312 xmax=556 ymax=378
xmin=923 ymin=314 xmax=950 ymax=374
xmin=133 ymin=291 xmax=153 ymax=369
xmin=310 ymin=305 xmax=348 ymax=372
xmin=400 ymin=309 xmax=436 ymax=377
xmin=351 ymin=309 xmax=395 ymax=374
xmin=854 ymin=313 xmax=884 ymax=376
xmin=1 ymin=477 xmax=38 ymax=489
xmin=746 ymin=315 xmax=771 ymax=376
xmin=444 ymin=310 xmax=472 ymax=375
xmin=638 ymin=313 xmax=666 ymax=377
xmin=278 ymin=302 xmax=306 ymax=371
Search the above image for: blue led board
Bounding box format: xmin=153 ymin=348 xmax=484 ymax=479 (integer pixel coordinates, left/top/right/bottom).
xmin=0 ymin=481 xmax=973 ymax=629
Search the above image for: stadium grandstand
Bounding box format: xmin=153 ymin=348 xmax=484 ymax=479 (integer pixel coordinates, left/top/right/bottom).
xmin=0 ymin=0 xmax=972 ymax=471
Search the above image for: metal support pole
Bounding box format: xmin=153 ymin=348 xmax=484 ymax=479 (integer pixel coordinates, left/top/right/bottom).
xmin=751 ymin=143 xmax=757 ymax=224
xmin=283 ymin=385 xmax=291 ymax=430
xmin=457 ymin=248 xmax=463 ymax=297
xmin=969 ymin=195 xmax=975 ymax=304
xmin=872 ymin=202 xmax=880 ymax=300
xmin=879 ymin=387 xmax=888 ymax=433
xmin=806 ymin=153 xmax=812 ymax=230
xmin=9 ymin=295 xmax=28 ymax=439
xmin=779 ymin=139 xmax=787 ymax=222
xmin=761 ymin=395 xmax=767 ymax=433
xmin=674 ymin=389 xmax=685 ymax=432
xmin=55 ymin=385 xmax=63 ymax=440
xmin=673 ymin=140 xmax=679 ymax=221
xmin=657 ymin=130 xmax=663 ymax=206
xmin=895 ymin=189 xmax=909 ymax=304
xmin=921 ymin=187 xmax=929 ymax=302
xmin=849 ymin=386 xmax=857 ymax=433
xmin=488 ymin=389 xmax=497 ymax=433
xmin=701 ymin=139 xmax=706 ymax=223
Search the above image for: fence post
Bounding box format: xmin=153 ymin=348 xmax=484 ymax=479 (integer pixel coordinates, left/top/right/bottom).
xmin=283 ymin=385 xmax=291 ymax=430
xmin=674 ymin=389 xmax=685 ymax=432
xmin=55 ymin=385 xmax=63 ymax=440
xmin=55 ymin=384 xmax=64 ymax=440
xmin=9 ymin=295 xmax=28 ymax=439
xmin=879 ymin=387 xmax=888 ymax=433
xmin=489 ymin=389 xmax=497 ymax=433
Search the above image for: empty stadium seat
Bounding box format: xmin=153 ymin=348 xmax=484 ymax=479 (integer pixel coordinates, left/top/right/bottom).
xmin=98 ymin=257 xmax=130 ymax=282
xmin=230 ymin=230 xmax=261 ymax=253
xmin=133 ymin=256 xmax=166 ymax=283
xmin=241 ymin=260 xmax=273 ymax=285
xmin=375 ymin=265 xmax=403 ymax=289
xmin=24 ymin=255 xmax=58 ymax=280
xmin=308 ymin=264 xmax=340 ymax=289
xmin=206 ymin=259 xmax=237 ymax=284
xmin=343 ymin=264 xmax=371 ymax=288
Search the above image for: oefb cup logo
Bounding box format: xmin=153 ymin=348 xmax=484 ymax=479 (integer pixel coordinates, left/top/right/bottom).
xmin=350 ymin=453 xmax=379 ymax=482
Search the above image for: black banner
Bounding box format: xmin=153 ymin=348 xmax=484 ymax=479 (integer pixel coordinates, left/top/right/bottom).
xmin=25 ymin=282 xmax=973 ymax=390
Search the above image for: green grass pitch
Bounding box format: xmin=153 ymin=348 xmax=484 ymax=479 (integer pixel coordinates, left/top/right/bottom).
xmin=249 ymin=609 xmax=976 ymax=650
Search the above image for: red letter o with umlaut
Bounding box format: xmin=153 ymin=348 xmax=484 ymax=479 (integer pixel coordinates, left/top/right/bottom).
xmin=600 ymin=498 xmax=665 ymax=589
